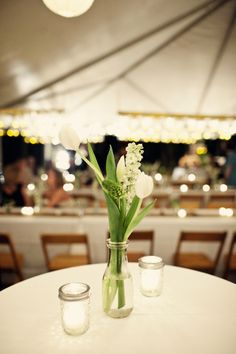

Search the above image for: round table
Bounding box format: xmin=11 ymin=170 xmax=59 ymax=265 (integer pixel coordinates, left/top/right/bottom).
xmin=0 ymin=264 xmax=235 ymax=354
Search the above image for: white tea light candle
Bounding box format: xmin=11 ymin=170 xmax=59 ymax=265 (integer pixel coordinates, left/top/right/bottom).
xmin=21 ymin=207 xmax=34 ymax=216
xmin=138 ymin=256 xmax=164 ymax=297
xmin=58 ymin=282 xmax=90 ymax=335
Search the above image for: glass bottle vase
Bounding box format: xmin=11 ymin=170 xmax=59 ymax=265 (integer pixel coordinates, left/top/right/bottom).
xmin=102 ymin=239 xmax=133 ymax=318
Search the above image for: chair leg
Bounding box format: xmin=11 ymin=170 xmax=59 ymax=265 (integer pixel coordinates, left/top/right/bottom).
xmin=0 ymin=270 xmax=4 ymax=290
xmin=16 ymin=270 xmax=23 ymax=282
xmin=223 ymin=269 xmax=229 ymax=279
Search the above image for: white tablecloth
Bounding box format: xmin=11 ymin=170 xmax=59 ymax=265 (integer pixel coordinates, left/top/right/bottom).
xmin=0 ymin=214 xmax=235 ymax=277
xmin=0 ymin=264 xmax=235 ymax=354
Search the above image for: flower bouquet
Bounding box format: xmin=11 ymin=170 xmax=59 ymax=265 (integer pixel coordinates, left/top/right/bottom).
xmin=59 ymin=126 xmax=155 ymax=317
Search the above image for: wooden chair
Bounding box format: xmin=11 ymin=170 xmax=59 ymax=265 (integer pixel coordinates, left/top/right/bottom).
xmin=179 ymin=195 xmax=203 ymax=211
xmin=206 ymin=195 xmax=236 ymax=209
xmin=153 ymin=194 xmax=169 ymax=208
xmin=98 ymin=199 xmax=107 ymax=208
xmin=173 ymin=231 xmax=227 ymax=274
xmin=223 ymin=232 xmax=236 ymax=279
xmin=128 ymin=231 xmax=154 ymax=262
xmin=0 ymin=233 xmax=24 ymax=283
xmin=41 ymin=233 xmax=91 ymax=271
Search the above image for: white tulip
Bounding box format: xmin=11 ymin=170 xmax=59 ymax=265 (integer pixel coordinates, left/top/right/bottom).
xmin=116 ymin=156 xmax=126 ymax=182
xmin=135 ymin=172 xmax=153 ymax=199
xmin=59 ymin=125 xmax=80 ymax=151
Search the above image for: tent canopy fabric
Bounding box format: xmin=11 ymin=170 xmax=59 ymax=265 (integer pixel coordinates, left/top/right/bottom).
xmin=0 ymin=0 xmax=235 ymax=142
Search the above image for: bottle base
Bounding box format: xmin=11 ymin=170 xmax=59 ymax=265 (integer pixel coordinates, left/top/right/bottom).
xmin=105 ymin=307 xmax=133 ymax=318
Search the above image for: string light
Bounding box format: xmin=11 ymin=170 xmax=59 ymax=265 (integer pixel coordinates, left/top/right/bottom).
xmin=29 ymin=137 xmax=37 ymax=144
xmin=196 ymin=146 xmax=208 ymax=155
xmin=218 ymin=207 xmax=233 ymax=217
xmin=21 ymin=207 xmax=34 ymax=216
xmin=41 ymin=173 xmax=48 ymax=181
xmin=0 ymin=109 xmax=236 ymax=144
xmin=27 ymin=183 xmax=36 ymax=192
xmin=178 ymin=209 xmax=187 ymax=218
xmin=180 ymin=184 xmax=188 ymax=193
xmin=24 ymin=137 xmax=30 ymax=143
xmin=220 ymin=184 xmax=228 ymax=192
xmin=154 ymin=173 xmax=163 ymax=182
xmin=65 ymin=174 xmax=75 ymax=183
xmin=63 ymin=183 xmax=74 ymax=192
xmin=202 ymin=184 xmax=210 ymax=192
xmin=188 ymin=173 xmax=196 ymax=182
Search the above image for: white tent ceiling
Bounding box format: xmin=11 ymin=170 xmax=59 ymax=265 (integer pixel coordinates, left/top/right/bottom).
xmin=0 ymin=0 xmax=235 ymax=142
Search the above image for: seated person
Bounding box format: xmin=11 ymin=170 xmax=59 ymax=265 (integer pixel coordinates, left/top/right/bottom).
xmin=172 ymin=145 xmax=202 ymax=182
xmin=224 ymin=140 xmax=236 ymax=188
xmin=44 ymin=167 xmax=71 ymax=207
xmin=1 ymin=165 xmax=32 ymax=207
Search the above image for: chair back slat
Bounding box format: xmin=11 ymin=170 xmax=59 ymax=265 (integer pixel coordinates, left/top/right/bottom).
xmin=174 ymin=231 xmax=227 ymax=274
xmin=224 ymin=232 xmax=236 ymax=278
xmin=129 ymin=231 xmax=154 ymax=255
xmin=0 ymin=233 xmax=23 ymax=280
xmin=41 ymin=234 xmax=88 ymax=244
xmin=181 ymin=232 xmax=227 ymax=242
xmin=41 ymin=233 xmax=91 ymax=270
xmin=0 ymin=234 xmax=11 ymax=244
xmin=107 ymin=231 xmax=155 ymax=258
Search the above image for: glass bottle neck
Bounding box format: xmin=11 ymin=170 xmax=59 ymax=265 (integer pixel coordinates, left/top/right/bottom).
xmin=106 ymin=239 xmax=128 ymax=251
xmin=106 ymin=239 xmax=129 ymax=270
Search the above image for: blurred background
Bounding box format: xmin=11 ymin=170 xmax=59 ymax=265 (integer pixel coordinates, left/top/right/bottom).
xmin=0 ymin=0 xmax=236 ymax=202
xmin=0 ymin=0 xmax=236 ymax=285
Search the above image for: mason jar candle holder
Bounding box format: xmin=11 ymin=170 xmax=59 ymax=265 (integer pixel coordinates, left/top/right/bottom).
xmin=58 ymin=282 xmax=90 ymax=335
xmin=138 ymin=256 xmax=164 ymax=297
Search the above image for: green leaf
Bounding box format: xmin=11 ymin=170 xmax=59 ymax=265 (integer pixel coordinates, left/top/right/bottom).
xmin=124 ymin=196 xmax=140 ymax=231
xmin=104 ymin=192 xmax=120 ymax=242
xmin=87 ymin=143 xmax=103 ymax=185
xmin=124 ymin=200 xmax=155 ymax=240
xmin=106 ymin=146 xmax=117 ymax=182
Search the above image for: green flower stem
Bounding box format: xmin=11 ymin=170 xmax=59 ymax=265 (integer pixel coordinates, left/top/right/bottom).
xmin=118 ymin=279 xmax=125 ymax=309
xmin=116 ymin=248 xmax=125 ymax=309
xmin=103 ymin=278 xmax=117 ymax=312
xmin=77 ymin=149 xmax=104 ymax=181
xmin=124 ymin=198 xmax=142 ymax=240
xmin=103 ymin=247 xmax=126 ymax=312
xmin=111 ymin=248 xmax=125 ymax=309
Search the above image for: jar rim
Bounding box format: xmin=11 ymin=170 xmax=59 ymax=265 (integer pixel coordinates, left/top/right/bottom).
xmin=106 ymin=238 xmax=129 ymax=249
xmin=138 ymin=256 xmax=164 ymax=269
xmin=58 ymin=282 xmax=90 ymax=301
xmin=107 ymin=238 xmax=128 ymax=244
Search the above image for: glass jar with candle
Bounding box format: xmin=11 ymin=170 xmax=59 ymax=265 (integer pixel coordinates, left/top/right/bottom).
xmin=138 ymin=256 xmax=164 ymax=297
xmin=103 ymin=240 xmax=133 ymax=318
xmin=58 ymin=282 xmax=90 ymax=335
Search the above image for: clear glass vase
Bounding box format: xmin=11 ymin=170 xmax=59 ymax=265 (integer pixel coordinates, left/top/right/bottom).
xmin=102 ymin=239 xmax=133 ymax=318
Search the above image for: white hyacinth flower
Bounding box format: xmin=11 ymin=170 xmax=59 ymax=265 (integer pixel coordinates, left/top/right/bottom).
xmin=116 ymin=156 xmax=126 ymax=182
xmin=59 ymin=125 xmax=80 ymax=151
xmin=135 ymin=172 xmax=153 ymax=199
xmin=121 ymin=143 xmax=144 ymax=208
